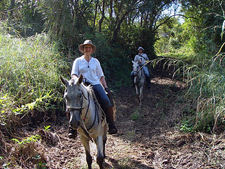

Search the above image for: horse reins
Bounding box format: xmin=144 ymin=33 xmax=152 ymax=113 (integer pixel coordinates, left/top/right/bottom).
xmin=66 ymin=92 xmax=89 ymax=117
xmin=66 ymin=97 xmax=84 ymax=115
xmin=67 ymin=90 xmax=99 ymax=132
xmin=136 ymin=61 xmax=150 ymax=73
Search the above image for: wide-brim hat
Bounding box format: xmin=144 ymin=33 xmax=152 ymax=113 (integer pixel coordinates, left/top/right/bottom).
xmin=138 ymin=47 xmax=144 ymax=51
xmin=79 ymin=40 xmax=96 ymax=54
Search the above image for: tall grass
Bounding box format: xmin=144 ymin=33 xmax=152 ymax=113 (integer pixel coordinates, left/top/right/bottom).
xmin=182 ymin=52 xmax=225 ymax=133
xmin=0 ymin=22 xmax=69 ymax=126
xmin=152 ymin=49 xmax=225 ymax=133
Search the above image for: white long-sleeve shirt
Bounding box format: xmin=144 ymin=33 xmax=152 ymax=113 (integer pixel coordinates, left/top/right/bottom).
xmin=71 ymin=55 xmax=104 ymax=85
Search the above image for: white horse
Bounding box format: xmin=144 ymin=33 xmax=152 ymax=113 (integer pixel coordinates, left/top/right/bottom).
xmin=60 ymin=75 xmax=108 ymax=169
xmin=132 ymin=61 xmax=145 ymax=107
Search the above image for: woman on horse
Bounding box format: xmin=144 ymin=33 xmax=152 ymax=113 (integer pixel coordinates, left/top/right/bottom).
xmin=68 ymin=40 xmax=118 ymax=138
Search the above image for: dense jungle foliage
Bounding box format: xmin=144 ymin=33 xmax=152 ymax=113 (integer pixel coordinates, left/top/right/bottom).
xmin=1 ymin=0 xmax=225 ymax=166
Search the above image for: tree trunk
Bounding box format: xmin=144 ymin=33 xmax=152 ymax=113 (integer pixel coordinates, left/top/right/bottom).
xmin=109 ymin=0 xmax=113 ymax=18
xmin=99 ymin=0 xmax=105 ymax=32
xmin=112 ymin=10 xmax=131 ymax=42
xmin=93 ymin=2 xmax=98 ymax=30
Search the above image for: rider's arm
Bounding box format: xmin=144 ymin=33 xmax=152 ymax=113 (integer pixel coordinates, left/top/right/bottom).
xmin=71 ymin=58 xmax=79 ymax=78
xmin=143 ymin=53 xmax=149 ymax=62
xmin=100 ymin=76 xmax=108 ymax=89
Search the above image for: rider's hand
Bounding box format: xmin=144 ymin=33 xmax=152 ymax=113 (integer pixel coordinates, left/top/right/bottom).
xmin=105 ymin=87 xmax=110 ymax=94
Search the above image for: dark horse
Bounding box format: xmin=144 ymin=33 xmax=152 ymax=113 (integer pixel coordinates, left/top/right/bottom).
xmin=60 ymin=75 xmax=108 ymax=169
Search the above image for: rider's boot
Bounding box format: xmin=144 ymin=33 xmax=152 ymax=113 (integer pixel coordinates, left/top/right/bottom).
xmin=105 ymin=107 xmax=118 ymax=134
xmin=146 ymin=76 xmax=151 ymax=89
xmin=68 ymin=127 xmax=77 ymax=139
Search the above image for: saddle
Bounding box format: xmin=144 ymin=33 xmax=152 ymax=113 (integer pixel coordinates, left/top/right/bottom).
xmin=83 ymin=82 xmax=115 ymax=107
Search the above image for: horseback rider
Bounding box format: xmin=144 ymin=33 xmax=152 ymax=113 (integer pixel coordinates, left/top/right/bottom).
xmin=131 ymin=47 xmax=151 ymax=88
xmin=68 ymin=40 xmax=118 ymax=139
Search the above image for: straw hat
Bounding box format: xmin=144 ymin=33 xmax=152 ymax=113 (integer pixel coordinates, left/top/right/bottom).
xmin=138 ymin=47 xmax=144 ymax=51
xmin=79 ymin=40 xmax=96 ymax=53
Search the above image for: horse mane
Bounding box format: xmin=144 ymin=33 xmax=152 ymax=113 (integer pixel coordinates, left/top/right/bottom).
xmin=87 ymin=85 xmax=102 ymax=108
xmin=80 ymin=83 xmax=103 ymax=113
xmin=85 ymin=85 xmax=106 ymax=120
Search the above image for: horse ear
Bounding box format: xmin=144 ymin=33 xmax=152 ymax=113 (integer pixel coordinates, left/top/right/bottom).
xmin=60 ymin=75 xmax=68 ymax=86
xmin=78 ymin=74 xmax=83 ymax=84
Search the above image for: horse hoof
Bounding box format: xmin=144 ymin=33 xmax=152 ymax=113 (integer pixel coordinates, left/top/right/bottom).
xmin=97 ymin=156 xmax=104 ymax=168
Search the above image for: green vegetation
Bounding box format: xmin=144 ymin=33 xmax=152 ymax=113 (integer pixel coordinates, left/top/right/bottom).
xmin=154 ymin=1 xmax=225 ymax=133
xmin=0 ymin=24 xmax=68 ymax=129
xmin=12 ymin=135 xmax=41 ymax=145
xmin=181 ymin=54 xmax=225 ymax=133
xmin=0 ymin=0 xmax=223 ymax=136
xmin=4 ymin=135 xmax=45 ymax=169
xmin=130 ymin=108 xmax=145 ymax=121
xmin=1 ymin=0 xmax=225 ymax=168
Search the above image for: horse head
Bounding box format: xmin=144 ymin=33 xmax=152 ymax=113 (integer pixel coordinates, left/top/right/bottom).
xmin=132 ymin=60 xmax=140 ymax=76
xmin=60 ymin=75 xmax=87 ymax=130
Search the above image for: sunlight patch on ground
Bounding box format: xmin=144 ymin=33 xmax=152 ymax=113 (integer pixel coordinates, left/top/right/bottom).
xmin=70 ymin=134 xmax=149 ymax=168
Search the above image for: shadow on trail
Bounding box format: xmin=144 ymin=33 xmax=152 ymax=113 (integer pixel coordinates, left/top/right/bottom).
xmin=106 ymin=156 xmax=154 ymax=169
xmin=104 ymin=76 xmax=184 ymax=168
xmin=115 ymin=77 xmax=182 ymax=142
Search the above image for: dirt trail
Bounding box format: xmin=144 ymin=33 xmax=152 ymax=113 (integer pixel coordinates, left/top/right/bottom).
xmin=39 ymin=76 xmax=182 ymax=169
xmin=41 ymin=77 xmax=224 ymax=169
xmin=2 ymin=76 xmax=225 ymax=169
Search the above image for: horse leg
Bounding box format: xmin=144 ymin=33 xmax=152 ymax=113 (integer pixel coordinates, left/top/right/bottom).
xmin=139 ymin=95 xmax=142 ymax=107
xmin=94 ymin=136 xmax=105 ymax=169
xmin=103 ymin=132 xmax=107 ymax=158
xmin=81 ymin=136 xmax=92 ymax=169
xmin=139 ymin=97 xmax=142 ymax=107
xmin=139 ymin=86 xmax=144 ymax=107
xmin=136 ymin=95 xmax=140 ymax=103
xmin=135 ymin=86 xmax=140 ymax=103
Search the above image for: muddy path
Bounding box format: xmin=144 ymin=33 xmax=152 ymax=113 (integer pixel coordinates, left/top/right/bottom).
xmin=2 ymin=76 xmax=225 ymax=169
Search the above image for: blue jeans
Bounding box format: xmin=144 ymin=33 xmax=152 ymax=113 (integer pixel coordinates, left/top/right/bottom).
xmin=92 ymin=84 xmax=112 ymax=110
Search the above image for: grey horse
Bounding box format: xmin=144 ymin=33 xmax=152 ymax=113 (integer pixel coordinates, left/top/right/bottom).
xmin=132 ymin=60 xmax=145 ymax=107
xmin=60 ymin=75 xmax=108 ymax=169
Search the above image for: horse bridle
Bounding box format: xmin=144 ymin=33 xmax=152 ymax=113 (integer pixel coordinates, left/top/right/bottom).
xmin=134 ymin=64 xmax=144 ymax=76
xmin=66 ymin=91 xmax=98 ymax=131
xmin=66 ymin=92 xmax=89 ymax=119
